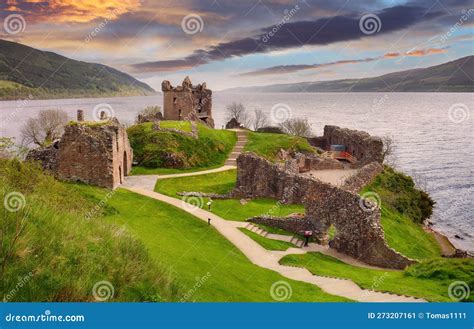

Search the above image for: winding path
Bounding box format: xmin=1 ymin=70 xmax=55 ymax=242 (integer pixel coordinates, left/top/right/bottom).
xmin=123 ymin=129 xmax=425 ymax=302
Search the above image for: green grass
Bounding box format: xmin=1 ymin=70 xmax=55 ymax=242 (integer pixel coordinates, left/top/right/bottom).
xmin=154 ymin=170 xmax=305 ymax=221
xmin=0 ymin=159 xmax=179 ymax=302
xmin=255 ymin=224 xmax=294 ymax=236
xmin=280 ymin=252 xmax=474 ymax=302
xmin=131 ymin=164 xmax=223 ymax=176
xmin=245 ymin=131 xmax=314 ymax=161
xmin=238 ymin=228 xmax=296 ymax=251
xmin=127 ymin=122 xmax=236 ymax=170
xmin=159 ymin=120 xmax=192 ymax=132
xmin=76 ymin=185 xmax=348 ymax=302
xmin=361 ymin=167 xmax=440 ymax=260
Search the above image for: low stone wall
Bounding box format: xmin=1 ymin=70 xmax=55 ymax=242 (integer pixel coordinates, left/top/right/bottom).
xmin=232 ymin=152 xmax=415 ymax=269
xmin=342 ymin=162 xmax=383 ymax=193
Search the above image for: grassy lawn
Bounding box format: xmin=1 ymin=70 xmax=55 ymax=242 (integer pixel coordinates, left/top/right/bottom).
xmin=155 ymin=170 xmax=305 ymax=221
xmin=280 ymin=252 xmax=474 ymax=302
xmin=238 ymin=228 xmax=296 ymax=251
xmin=77 ymin=185 xmax=348 ymax=302
xmin=131 ymin=164 xmax=223 ymax=176
xmin=245 ymin=131 xmax=314 ymax=161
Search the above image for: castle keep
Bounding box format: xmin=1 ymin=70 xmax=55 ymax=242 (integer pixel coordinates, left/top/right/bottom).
xmin=27 ymin=111 xmax=133 ymax=189
xmin=161 ymin=76 xmax=214 ymax=127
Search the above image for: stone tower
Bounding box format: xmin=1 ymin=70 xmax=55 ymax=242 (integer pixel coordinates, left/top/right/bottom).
xmin=161 ymin=76 xmax=214 ymax=127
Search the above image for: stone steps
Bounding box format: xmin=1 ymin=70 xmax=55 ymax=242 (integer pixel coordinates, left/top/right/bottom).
xmin=224 ymin=130 xmax=248 ymax=166
xmin=245 ymin=223 xmax=305 ymax=247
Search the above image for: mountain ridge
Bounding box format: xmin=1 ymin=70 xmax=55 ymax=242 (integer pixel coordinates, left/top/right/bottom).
xmin=0 ymin=39 xmax=156 ymax=100
xmin=222 ymin=56 xmax=474 ymax=93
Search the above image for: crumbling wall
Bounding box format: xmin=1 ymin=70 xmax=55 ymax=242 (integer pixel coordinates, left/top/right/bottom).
xmin=28 ymin=117 xmax=133 ymax=190
xmin=342 ymin=162 xmax=383 ymax=193
xmin=234 ymin=152 xmax=415 ymax=269
xmin=248 ymin=216 xmax=314 ymax=235
xmin=323 ymin=125 xmax=383 ymax=167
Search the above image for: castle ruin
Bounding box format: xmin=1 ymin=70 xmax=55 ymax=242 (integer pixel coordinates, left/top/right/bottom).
xmin=161 ymin=76 xmax=214 ymax=127
xmin=27 ymin=110 xmax=133 ymax=189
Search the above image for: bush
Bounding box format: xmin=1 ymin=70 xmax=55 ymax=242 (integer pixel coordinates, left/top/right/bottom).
xmin=256 ymin=126 xmax=283 ymax=134
xmin=0 ymin=159 xmax=180 ymax=301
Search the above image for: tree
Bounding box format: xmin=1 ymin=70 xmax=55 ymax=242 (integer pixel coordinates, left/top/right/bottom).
xmin=279 ymin=118 xmax=312 ymax=137
xmin=381 ymin=135 xmax=397 ymax=166
xmin=21 ymin=109 xmax=69 ymax=147
xmin=252 ymin=108 xmax=269 ymax=131
xmin=135 ymin=106 xmax=162 ymax=123
xmin=225 ymin=102 xmax=249 ymax=127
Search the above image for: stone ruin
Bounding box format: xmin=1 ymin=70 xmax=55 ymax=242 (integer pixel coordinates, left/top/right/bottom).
xmin=161 ymin=76 xmax=214 ymax=127
xmin=309 ymin=125 xmax=384 ymax=168
xmin=26 ymin=110 xmax=133 ymax=189
xmin=232 ymin=152 xmax=415 ymax=269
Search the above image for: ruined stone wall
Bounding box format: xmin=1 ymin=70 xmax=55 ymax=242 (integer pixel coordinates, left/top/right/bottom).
xmin=29 ymin=118 xmax=133 ymax=189
xmin=233 ymin=152 xmax=415 ymax=269
xmin=248 ymin=216 xmax=314 ymax=235
xmin=342 ymin=162 xmax=383 ymax=193
xmin=323 ymin=125 xmax=383 ymax=167
xmin=161 ymin=77 xmax=214 ymax=127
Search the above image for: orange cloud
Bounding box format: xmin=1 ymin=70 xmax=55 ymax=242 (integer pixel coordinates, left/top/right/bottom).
xmin=384 ymin=52 xmax=400 ymax=58
xmin=6 ymin=0 xmax=140 ymax=23
xmin=405 ymin=48 xmax=447 ymax=57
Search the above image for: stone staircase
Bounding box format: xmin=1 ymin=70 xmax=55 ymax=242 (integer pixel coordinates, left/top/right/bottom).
xmin=245 ymin=223 xmax=306 ymax=248
xmin=225 ymin=130 xmax=248 ymax=166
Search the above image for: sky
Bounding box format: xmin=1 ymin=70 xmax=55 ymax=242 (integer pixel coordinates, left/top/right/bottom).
xmin=1 ymin=0 xmax=473 ymax=91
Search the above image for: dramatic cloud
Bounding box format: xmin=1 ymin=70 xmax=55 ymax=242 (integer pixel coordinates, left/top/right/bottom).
xmin=132 ymin=5 xmax=443 ymax=72
xmin=239 ymin=48 xmax=449 ymax=76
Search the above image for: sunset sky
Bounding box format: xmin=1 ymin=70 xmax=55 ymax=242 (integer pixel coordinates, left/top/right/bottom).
xmin=1 ymin=0 xmax=473 ymax=90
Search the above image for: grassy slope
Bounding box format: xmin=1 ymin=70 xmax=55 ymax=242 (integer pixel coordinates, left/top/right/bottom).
xmin=0 ymin=39 xmax=154 ymax=100
xmin=238 ymin=228 xmax=296 ymax=251
xmin=0 ymin=159 xmax=179 ymax=302
xmin=155 ymin=170 xmax=305 ymax=221
xmin=77 ymin=185 xmax=348 ymax=302
xmin=361 ymin=167 xmax=440 ymax=260
xmin=128 ymin=122 xmax=236 ymax=174
xmin=245 ymin=132 xmax=314 ymax=161
xmin=280 ymin=252 xmax=474 ymax=302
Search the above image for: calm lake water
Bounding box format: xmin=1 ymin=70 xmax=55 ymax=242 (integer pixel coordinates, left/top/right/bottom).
xmin=1 ymin=92 xmax=473 ymax=252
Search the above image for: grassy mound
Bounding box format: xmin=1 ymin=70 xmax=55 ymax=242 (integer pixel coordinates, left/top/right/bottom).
xmin=280 ymin=252 xmax=474 ymax=302
xmin=127 ymin=122 xmax=236 ymax=174
xmin=245 ymin=132 xmax=314 ymax=161
xmin=76 ymin=185 xmax=348 ymax=302
xmin=154 ymin=170 xmax=305 ymax=221
xmin=0 ymin=159 xmax=179 ymax=302
xmin=361 ymin=166 xmax=440 ymax=260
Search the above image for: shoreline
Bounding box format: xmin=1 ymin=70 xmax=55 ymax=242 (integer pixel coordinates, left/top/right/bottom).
xmin=423 ymin=223 xmax=472 ymax=258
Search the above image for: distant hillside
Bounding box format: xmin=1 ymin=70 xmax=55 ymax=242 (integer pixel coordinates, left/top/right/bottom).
xmin=224 ymin=56 xmax=474 ymax=93
xmin=0 ymin=39 xmax=155 ymax=100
